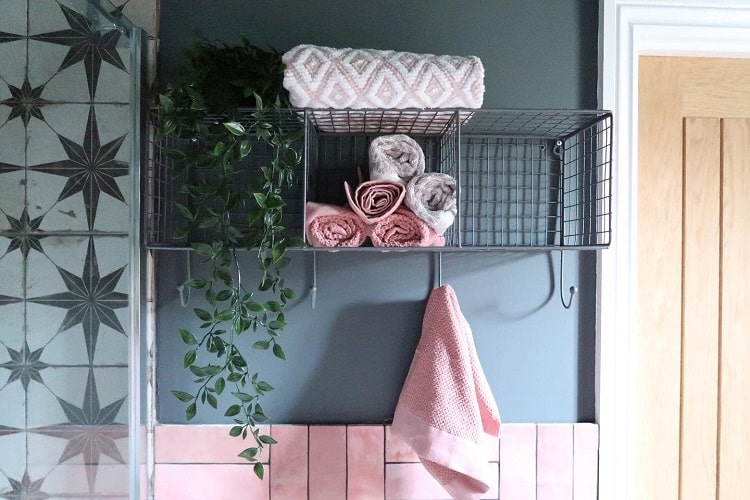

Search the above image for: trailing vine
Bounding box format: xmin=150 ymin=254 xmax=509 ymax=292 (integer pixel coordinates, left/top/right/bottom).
xmin=154 ymin=37 xmax=303 ymax=479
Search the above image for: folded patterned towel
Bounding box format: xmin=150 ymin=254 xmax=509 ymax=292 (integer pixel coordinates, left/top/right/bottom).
xmin=282 ymin=44 xmax=485 ymax=109
xmin=344 ymin=179 xmax=405 ymax=224
xmin=369 ymin=135 xmax=425 ymax=185
xmin=392 ymin=284 xmax=501 ymax=500
xmin=305 ymin=202 xmax=368 ymax=248
xmin=404 ymin=173 xmax=458 ymax=235
xmin=370 ymin=207 xmax=444 ymax=248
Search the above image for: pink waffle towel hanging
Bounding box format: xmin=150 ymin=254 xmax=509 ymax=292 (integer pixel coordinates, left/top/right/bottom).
xmin=391 ymin=284 xmax=501 ymax=500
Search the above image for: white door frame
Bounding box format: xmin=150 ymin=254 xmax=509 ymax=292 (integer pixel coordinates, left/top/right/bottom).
xmin=598 ymin=2 xmax=750 ymax=499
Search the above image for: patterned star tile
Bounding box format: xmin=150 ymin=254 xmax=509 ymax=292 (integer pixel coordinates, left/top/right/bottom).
xmin=0 ymin=40 xmax=26 ymax=87
xmin=25 ymin=39 xmax=72 ymax=99
xmin=0 ymin=469 xmax=50 ymax=500
xmin=0 ymin=340 xmax=49 ymax=391
xmin=0 ymin=302 xmax=24 ymax=364
xmin=0 ymin=0 xmax=27 ymax=36
xmin=0 ymin=170 xmax=26 ymax=229
xmin=29 ymin=367 xmax=128 ymax=491
xmin=0 ymin=430 xmax=26 ymax=481
xmin=0 ymin=371 xmax=26 ymax=428
xmin=2 ymin=208 xmax=47 ymax=259
xmin=0 ymin=247 xmax=23 ymax=298
xmin=26 ymin=303 xmax=88 ymax=366
xmin=0 ymin=115 xmax=26 ymax=166
xmin=29 ymin=2 xmax=128 ymax=101
xmin=27 ymin=237 xmax=129 ymax=362
xmin=0 ymin=77 xmax=51 ymax=128
xmin=28 ymin=105 xmax=130 ymax=232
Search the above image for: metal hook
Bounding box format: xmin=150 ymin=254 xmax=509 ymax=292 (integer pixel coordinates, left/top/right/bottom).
xmin=559 ymin=250 xmax=577 ymax=309
xmin=310 ymin=251 xmax=317 ymax=310
xmin=433 ymin=252 xmax=443 ymax=289
xmin=177 ymin=251 xmax=191 ymax=307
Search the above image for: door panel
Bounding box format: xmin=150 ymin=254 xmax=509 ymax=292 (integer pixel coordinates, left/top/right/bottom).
xmin=638 ymin=57 xmax=750 ymax=499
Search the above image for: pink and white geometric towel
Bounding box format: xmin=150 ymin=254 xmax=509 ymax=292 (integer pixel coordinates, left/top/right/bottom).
xmin=392 ymin=285 xmax=501 ymax=500
xmin=282 ymin=44 xmax=485 ymax=109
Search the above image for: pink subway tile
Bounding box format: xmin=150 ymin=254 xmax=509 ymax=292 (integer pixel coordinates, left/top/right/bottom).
xmin=498 ymin=423 xmax=536 ymax=500
xmin=385 ymin=425 xmax=419 ymax=463
xmin=347 ymin=425 xmax=385 ymax=500
xmin=154 ymin=464 xmax=269 ymax=500
xmin=483 ymin=432 xmax=500 ymax=463
xmin=573 ymin=424 xmax=599 ymax=500
xmin=385 ymin=463 xmax=451 ymax=499
xmin=309 ymin=425 xmax=346 ymax=500
xmin=537 ymin=424 xmax=573 ymax=500
xmin=269 ymin=425 xmax=308 ymax=499
xmin=155 ymin=424 xmax=270 ymax=464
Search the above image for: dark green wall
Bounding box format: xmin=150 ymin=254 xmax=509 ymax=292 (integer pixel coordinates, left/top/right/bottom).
xmin=156 ymin=0 xmax=600 ymax=424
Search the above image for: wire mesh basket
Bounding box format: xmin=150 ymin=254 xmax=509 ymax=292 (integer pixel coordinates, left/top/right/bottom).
xmin=144 ymin=108 xmax=611 ymax=250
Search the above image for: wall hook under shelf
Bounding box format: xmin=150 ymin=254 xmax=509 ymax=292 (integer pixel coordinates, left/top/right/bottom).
xmin=559 ymin=250 xmax=577 ymax=309
xmin=177 ymin=251 xmax=191 ymax=307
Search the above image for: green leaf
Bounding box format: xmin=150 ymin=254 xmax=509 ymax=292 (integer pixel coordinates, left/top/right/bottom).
xmin=268 ymin=320 xmax=284 ymax=331
xmin=253 ymin=340 xmax=270 ymax=350
xmin=203 ymin=364 xmax=223 ymax=376
xmin=206 ymin=393 xmax=218 ymax=408
xmin=194 ymin=308 xmax=212 ymax=321
xmin=186 ymin=402 xmax=197 ymax=421
xmin=239 ymin=140 xmax=251 ymax=158
xmin=192 ymin=242 xmax=213 ymax=257
xmin=183 ymin=350 xmax=197 ymax=368
xmin=225 ymin=405 xmax=241 ymax=417
xmin=214 ymin=377 xmax=226 ymax=395
xmin=227 ymin=373 xmax=243 ymax=383
xmin=171 ymin=390 xmax=194 ymax=403
xmin=263 ymin=301 xmax=282 ymax=313
xmin=232 ymin=391 xmax=254 ymax=403
xmin=272 ymin=343 xmax=286 ymax=360
xmin=215 ymin=309 xmax=235 ymax=322
xmin=183 ymin=278 xmax=206 ymax=290
xmin=229 ymin=425 xmax=243 ymax=437
xmin=253 ymin=192 xmax=267 ymax=208
xmin=239 ymin=446 xmax=258 ymax=461
xmin=180 ymin=329 xmax=198 ymax=345
xmin=282 ymin=288 xmax=297 ymax=300
xmin=215 ymin=289 xmax=233 ymax=302
xmin=175 ymin=202 xmax=194 ymax=221
xmin=189 ymin=365 xmax=205 ymax=377
xmin=223 ymin=121 xmax=246 ymax=136
xmin=258 ymin=434 xmax=277 ymax=445
xmin=256 ymin=381 xmax=274 ymax=392
xmin=247 ymin=301 xmax=265 ymax=312
xmin=253 ymin=462 xmax=265 ymax=480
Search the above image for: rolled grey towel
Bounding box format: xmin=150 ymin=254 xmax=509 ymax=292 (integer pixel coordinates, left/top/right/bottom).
xmin=369 ymin=134 xmax=425 ymax=185
xmin=404 ymin=173 xmax=457 ymax=235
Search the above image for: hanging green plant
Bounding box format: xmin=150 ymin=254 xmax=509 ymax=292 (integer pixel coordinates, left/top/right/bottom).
xmin=154 ymin=36 xmax=303 ymax=480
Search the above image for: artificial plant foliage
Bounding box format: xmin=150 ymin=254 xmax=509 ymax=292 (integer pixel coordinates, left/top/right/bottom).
xmin=155 ymin=37 xmax=303 ymax=480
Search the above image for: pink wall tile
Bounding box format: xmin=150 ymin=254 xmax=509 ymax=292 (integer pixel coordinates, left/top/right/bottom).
xmin=155 ymin=424 xmax=270 ymax=464
xmin=154 ymin=464 xmax=269 ymax=500
xmin=573 ymin=423 xmax=599 ymax=500
xmin=269 ymin=425 xmax=308 ymax=499
xmin=537 ymin=424 xmax=573 ymax=500
xmin=498 ymin=423 xmax=536 ymax=500
xmin=347 ymin=425 xmax=385 ymax=500
xmin=385 ymin=425 xmax=419 ymax=463
xmin=309 ymin=425 xmax=346 ymax=500
xmin=385 ymin=463 xmax=452 ymax=499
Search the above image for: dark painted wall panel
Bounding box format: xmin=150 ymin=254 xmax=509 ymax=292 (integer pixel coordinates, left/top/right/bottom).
xmin=155 ymin=0 xmax=599 ymax=424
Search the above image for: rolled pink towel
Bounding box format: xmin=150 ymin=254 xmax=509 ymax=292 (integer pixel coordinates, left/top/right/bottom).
xmin=370 ymin=207 xmax=445 ymax=248
xmin=344 ymin=179 xmax=406 ymax=224
xmin=305 ymin=202 xmax=368 ymax=248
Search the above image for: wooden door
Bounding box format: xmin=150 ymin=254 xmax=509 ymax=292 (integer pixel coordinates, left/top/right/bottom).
xmin=637 ymin=56 xmax=750 ymax=499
